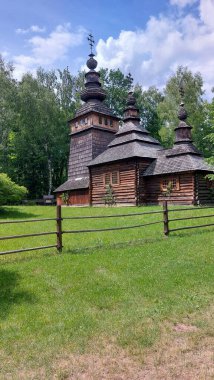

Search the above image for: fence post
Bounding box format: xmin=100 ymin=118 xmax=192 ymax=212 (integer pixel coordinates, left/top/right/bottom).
xmin=56 ymin=205 xmax=63 ymax=252
xmin=163 ymin=201 xmax=169 ymax=236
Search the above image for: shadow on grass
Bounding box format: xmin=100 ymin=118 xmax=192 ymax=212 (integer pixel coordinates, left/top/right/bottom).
xmin=63 ymin=226 xmax=214 ymax=256
xmin=0 ymin=207 xmax=38 ymax=220
xmin=169 ymin=226 xmax=214 ymax=238
xmin=0 ymin=270 xmax=37 ymax=319
xmin=63 ymin=236 xmax=165 ymax=255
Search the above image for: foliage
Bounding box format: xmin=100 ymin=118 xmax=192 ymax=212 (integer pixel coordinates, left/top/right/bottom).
xmin=0 ymin=56 xmax=18 ymax=176
xmin=61 ymin=192 xmax=69 ymax=205
xmin=134 ymin=85 xmax=163 ymax=140
xmin=14 ymin=70 xmax=73 ymax=198
xmin=204 ymin=96 xmax=214 ymax=179
xmin=100 ymin=68 xmax=133 ymax=117
xmin=103 ymin=184 xmax=116 ymax=206
xmin=158 ymin=66 xmax=209 ymax=152
xmin=0 ymin=173 xmax=27 ymax=205
xmin=162 ymin=181 xmax=173 ymax=197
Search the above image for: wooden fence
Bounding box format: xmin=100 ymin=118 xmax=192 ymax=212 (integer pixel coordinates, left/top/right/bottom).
xmin=0 ymin=202 xmax=213 ymax=256
xmin=163 ymin=201 xmax=214 ymax=235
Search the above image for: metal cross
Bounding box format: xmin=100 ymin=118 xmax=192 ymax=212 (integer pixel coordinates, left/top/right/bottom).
xmin=127 ymin=72 xmax=134 ymax=86
xmin=179 ymin=77 xmax=185 ymax=101
xmin=87 ymin=33 xmax=95 ymax=54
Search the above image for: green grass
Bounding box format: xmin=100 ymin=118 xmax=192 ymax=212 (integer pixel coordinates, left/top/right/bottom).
xmin=0 ymin=205 xmax=213 ymax=377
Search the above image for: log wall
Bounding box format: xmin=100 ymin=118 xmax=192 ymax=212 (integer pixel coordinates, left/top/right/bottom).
xmin=90 ymin=161 xmax=137 ymax=205
xmin=137 ymin=160 xmax=153 ymax=204
xmin=195 ymin=172 xmax=214 ymax=204
xmin=57 ymin=189 xmax=89 ymax=206
xmin=145 ymin=172 xmax=195 ymax=204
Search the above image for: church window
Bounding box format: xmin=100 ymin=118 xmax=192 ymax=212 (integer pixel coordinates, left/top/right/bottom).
xmin=111 ymin=171 xmax=119 ymax=185
xmin=162 ymin=179 xmax=168 ymax=190
xmin=99 ymin=116 xmax=102 ymax=124
xmin=104 ymin=118 xmax=108 ymax=125
xmin=161 ymin=177 xmax=180 ymax=191
xmin=104 ymin=173 xmax=111 ymax=185
xmin=104 ymin=171 xmax=119 ymax=186
xmin=110 ymin=119 xmax=113 ymax=127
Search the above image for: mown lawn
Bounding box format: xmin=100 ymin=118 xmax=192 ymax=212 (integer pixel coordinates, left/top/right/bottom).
xmin=0 ymin=205 xmax=214 ymax=379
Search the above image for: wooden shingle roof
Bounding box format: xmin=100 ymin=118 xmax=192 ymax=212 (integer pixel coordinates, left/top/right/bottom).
xmin=88 ymin=121 xmax=162 ymax=166
xmin=143 ymin=152 xmax=214 ymax=176
xmin=54 ymin=177 xmax=89 ymax=192
xmin=73 ymin=100 xmax=118 ymax=119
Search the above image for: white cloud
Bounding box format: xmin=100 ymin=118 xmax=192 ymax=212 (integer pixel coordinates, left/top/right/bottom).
xmin=96 ymin=0 xmax=214 ymax=98
xmin=13 ymin=24 xmax=86 ymax=79
xmin=16 ymin=25 xmax=46 ymax=34
xmin=199 ymin=0 xmax=214 ymax=29
xmin=170 ymin=0 xmax=197 ymax=7
xmin=1 ymin=51 xmax=9 ymax=58
xmin=30 ymin=25 xmax=46 ymax=33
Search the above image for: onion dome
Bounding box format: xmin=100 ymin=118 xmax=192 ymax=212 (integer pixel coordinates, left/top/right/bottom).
xmin=80 ymin=53 xmax=106 ymax=102
xmin=123 ymin=91 xmax=140 ymax=122
xmin=174 ymin=101 xmax=192 ymax=144
xmin=86 ymin=53 xmax=97 ymax=70
xmin=178 ymin=102 xmax=188 ymax=121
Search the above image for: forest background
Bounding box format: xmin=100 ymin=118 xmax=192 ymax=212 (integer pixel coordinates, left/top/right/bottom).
xmin=0 ymin=55 xmax=214 ymax=199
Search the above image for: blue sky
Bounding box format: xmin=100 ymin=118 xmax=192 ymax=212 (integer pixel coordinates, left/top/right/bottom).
xmin=0 ymin=0 xmax=214 ymax=97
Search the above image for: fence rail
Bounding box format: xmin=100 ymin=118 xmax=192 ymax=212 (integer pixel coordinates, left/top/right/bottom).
xmin=163 ymin=201 xmax=214 ymax=236
xmin=0 ymin=203 xmax=213 ymax=256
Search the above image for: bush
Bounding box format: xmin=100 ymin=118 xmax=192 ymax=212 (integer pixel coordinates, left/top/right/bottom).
xmin=0 ymin=173 xmax=28 ymax=206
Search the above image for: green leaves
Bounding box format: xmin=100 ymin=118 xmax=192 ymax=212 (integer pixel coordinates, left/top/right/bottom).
xmin=100 ymin=68 xmax=133 ymax=117
xmin=158 ymin=66 xmax=208 ymax=150
xmin=0 ymin=173 xmax=27 ymax=205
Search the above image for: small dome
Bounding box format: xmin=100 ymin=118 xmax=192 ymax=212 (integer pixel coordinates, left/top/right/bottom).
xmin=178 ymin=102 xmax=188 ymax=121
xmin=126 ymin=92 xmax=136 ymax=107
xmin=87 ymin=54 xmax=97 ymax=70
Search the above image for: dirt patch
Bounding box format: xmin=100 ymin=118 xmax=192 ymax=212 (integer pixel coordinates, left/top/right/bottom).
xmin=51 ymin=334 xmax=213 ymax=380
xmin=173 ymin=323 xmax=198 ymax=333
xmin=3 ymin=306 xmax=214 ymax=380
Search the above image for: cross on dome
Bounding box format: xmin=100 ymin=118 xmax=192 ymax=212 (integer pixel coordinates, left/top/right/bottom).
xmin=87 ymin=33 xmax=95 ymax=54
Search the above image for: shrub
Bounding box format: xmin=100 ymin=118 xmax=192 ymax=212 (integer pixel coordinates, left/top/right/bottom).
xmin=0 ymin=173 xmax=28 ymax=206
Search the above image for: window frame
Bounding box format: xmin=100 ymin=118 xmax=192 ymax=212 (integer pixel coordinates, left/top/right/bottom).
xmin=161 ymin=176 xmax=180 ymax=191
xmin=103 ymin=171 xmax=120 ymax=186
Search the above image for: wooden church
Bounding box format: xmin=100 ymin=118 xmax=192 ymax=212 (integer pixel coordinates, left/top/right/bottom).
xmin=54 ymin=50 xmax=214 ymax=206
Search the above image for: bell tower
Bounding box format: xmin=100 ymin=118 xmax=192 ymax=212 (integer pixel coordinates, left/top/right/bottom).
xmin=55 ymin=34 xmax=120 ymax=205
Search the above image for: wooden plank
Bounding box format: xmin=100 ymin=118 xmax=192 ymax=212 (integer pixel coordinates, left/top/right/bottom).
xmin=0 ymin=231 xmax=56 ymax=241
xmin=170 ymin=223 xmax=214 ymax=232
xmin=63 ymin=220 xmax=162 ymax=234
xmin=0 ymin=218 xmax=56 ymax=225
xmin=0 ymin=245 xmax=57 ymax=255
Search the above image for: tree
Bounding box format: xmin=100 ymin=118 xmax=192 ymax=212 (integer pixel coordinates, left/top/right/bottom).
xmin=204 ymin=96 xmax=214 ymax=179
xmin=100 ymin=68 xmax=133 ymax=117
xmin=158 ymin=66 xmax=209 ymax=152
xmin=0 ymin=173 xmax=27 ymax=205
xmin=134 ymin=85 xmax=163 ymax=140
xmin=14 ymin=72 xmax=69 ymax=198
xmin=0 ymin=56 xmax=18 ymax=176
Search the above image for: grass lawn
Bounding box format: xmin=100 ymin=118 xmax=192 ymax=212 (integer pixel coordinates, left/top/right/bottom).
xmin=0 ymin=205 xmax=214 ymax=379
